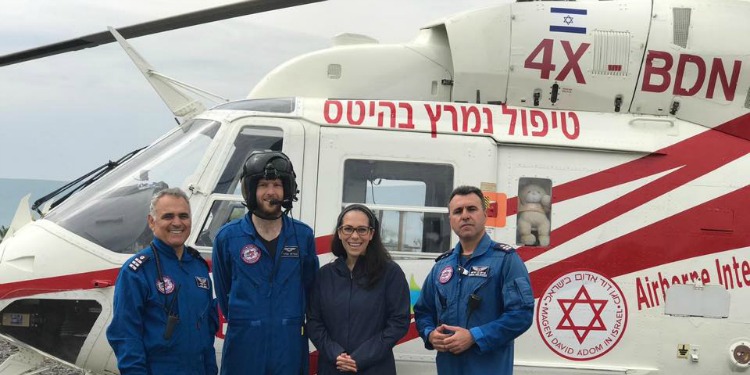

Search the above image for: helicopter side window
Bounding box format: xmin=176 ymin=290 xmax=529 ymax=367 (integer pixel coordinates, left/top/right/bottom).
xmin=213 ymin=127 xmax=283 ymax=195
xmin=195 ymin=127 xmax=283 ymax=247
xmin=195 ymin=198 xmax=247 ymax=247
xmin=342 ymin=159 xmax=453 ymax=254
xmin=515 ymin=177 xmax=553 ymax=247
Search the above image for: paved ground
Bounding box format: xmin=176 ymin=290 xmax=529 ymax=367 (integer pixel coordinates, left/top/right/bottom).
xmin=0 ymin=339 xmax=15 ymax=363
xmin=0 ymin=339 xmax=85 ymax=374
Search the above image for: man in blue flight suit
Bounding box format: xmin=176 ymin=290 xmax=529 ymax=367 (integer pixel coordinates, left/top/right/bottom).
xmin=212 ymin=150 xmax=319 ymax=375
xmin=107 ymin=188 xmax=218 ymax=375
xmin=414 ymin=185 xmax=534 ymax=375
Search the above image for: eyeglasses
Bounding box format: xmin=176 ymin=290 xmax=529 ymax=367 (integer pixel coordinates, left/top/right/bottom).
xmin=338 ymin=225 xmax=373 ymax=236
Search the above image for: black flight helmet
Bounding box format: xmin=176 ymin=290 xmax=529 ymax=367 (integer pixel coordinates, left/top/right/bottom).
xmin=241 ymin=150 xmax=298 ymax=212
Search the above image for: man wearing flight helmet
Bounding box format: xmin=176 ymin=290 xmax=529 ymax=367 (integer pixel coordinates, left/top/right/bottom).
xmin=212 ymin=150 xmax=319 ymax=375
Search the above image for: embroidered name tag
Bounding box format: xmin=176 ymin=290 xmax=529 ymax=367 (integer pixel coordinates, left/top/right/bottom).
xmin=281 ymin=246 xmax=299 ymax=258
xmin=468 ymin=266 xmax=490 ymax=278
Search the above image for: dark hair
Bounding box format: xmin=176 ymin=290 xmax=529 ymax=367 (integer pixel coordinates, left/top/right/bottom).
xmin=448 ymin=185 xmax=486 ymax=209
xmin=331 ymin=204 xmax=391 ymax=289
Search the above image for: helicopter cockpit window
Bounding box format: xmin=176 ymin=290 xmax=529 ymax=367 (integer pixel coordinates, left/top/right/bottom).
xmin=46 ymin=119 xmax=221 ymax=254
xmin=516 ymin=177 xmax=553 ymax=247
xmin=342 ymin=159 xmax=453 ymax=254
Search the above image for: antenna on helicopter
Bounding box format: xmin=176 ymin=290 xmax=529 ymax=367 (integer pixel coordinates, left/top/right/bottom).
xmin=109 ymin=27 xmax=229 ymax=121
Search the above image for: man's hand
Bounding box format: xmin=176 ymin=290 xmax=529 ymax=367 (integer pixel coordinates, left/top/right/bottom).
xmin=428 ymin=324 xmax=456 ymax=352
xmin=336 ymin=353 xmax=358 ymax=373
xmin=441 ymin=324 xmax=475 ymax=354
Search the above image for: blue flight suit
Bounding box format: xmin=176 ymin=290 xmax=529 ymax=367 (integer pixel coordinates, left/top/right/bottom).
xmin=414 ymin=234 xmax=534 ymax=375
xmin=212 ymin=213 xmax=319 ymax=375
xmin=107 ymin=238 xmax=218 ymax=375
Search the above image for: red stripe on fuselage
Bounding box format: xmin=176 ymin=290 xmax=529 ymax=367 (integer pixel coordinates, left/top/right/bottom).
xmin=397 ymin=318 xmax=421 ymax=346
xmin=529 ymin=184 xmax=750 ymax=296
xmin=316 ymin=235 xmax=333 ymax=255
xmin=0 ymin=268 xmax=120 ymax=299
xmin=514 ymin=112 xmax=750 ymax=262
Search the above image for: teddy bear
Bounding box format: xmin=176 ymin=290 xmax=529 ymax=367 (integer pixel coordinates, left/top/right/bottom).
xmin=517 ymin=183 xmax=551 ymax=246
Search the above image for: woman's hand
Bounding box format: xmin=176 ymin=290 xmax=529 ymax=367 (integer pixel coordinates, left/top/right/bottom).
xmin=335 ymin=353 xmax=358 ymax=373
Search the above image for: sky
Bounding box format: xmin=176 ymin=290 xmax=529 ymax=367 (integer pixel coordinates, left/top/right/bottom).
xmin=0 ymin=0 xmax=505 ymax=181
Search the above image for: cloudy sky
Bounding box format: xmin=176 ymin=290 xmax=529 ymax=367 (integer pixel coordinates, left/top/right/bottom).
xmin=0 ymin=0 xmax=505 ymax=181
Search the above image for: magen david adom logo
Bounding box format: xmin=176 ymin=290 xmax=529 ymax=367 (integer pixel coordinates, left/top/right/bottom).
xmin=536 ymin=270 xmax=628 ymax=361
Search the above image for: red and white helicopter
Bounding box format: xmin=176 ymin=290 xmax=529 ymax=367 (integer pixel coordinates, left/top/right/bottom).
xmin=1 ymin=0 xmax=749 ymax=373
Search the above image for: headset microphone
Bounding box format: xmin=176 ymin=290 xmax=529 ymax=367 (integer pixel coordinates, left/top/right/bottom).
xmin=269 ymin=199 xmax=284 ymax=206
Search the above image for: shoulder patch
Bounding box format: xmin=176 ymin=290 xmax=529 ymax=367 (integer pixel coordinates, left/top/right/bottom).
xmin=493 ymin=242 xmax=515 ymax=253
xmin=434 ymin=250 xmax=454 ymax=262
xmin=128 ymin=255 xmax=150 ymax=272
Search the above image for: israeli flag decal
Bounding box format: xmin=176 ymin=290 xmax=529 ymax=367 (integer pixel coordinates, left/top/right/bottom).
xmin=549 ymin=7 xmax=587 ymax=34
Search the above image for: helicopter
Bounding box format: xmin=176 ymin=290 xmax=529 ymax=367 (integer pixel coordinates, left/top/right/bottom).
xmin=1 ymin=0 xmax=750 ymax=374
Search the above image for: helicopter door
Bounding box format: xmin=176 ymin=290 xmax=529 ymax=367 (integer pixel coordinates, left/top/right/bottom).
xmin=315 ymin=126 xmax=497 ymax=257
xmin=191 ymin=118 xmax=305 ymax=251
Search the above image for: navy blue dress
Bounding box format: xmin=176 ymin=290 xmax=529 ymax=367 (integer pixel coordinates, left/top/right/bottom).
xmin=308 ymin=258 xmax=410 ymax=375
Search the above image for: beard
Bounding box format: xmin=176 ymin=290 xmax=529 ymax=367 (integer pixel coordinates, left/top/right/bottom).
xmin=254 ymin=199 xmax=283 ymax=220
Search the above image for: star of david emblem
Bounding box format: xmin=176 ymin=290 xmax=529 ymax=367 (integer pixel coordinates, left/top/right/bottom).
xmin=556 ymin=285 xmax=608 ymax=344
xmin=563 ymin=15 xmax=574 ymax=25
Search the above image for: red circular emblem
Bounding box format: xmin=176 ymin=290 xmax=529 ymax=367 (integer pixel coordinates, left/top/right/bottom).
xmin=240 ymin=244 xmax=261 ymax=264
xmin=156 ymin=276 xmax=176 ymax=295
xmin=438 ymin=265 xmax=453 ymax=284
xmin=536 ymin=270 xmax=628 ymax=361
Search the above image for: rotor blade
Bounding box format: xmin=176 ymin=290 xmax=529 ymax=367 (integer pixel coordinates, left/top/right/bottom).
xmin=0 ymin=0 xmax=326 ymax=67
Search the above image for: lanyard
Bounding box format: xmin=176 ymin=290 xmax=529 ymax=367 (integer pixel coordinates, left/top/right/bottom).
xmin=151 ymin=241 xmax=180 ymax=316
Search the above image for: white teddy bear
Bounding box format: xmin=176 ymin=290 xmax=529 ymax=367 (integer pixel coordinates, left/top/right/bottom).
xmin=517 ymin=184 xmax=551 ymax=246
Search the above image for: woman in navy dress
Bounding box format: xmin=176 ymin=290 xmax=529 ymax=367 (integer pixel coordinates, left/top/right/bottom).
xmin=308 ymin=204 xmax=411 ymax=374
